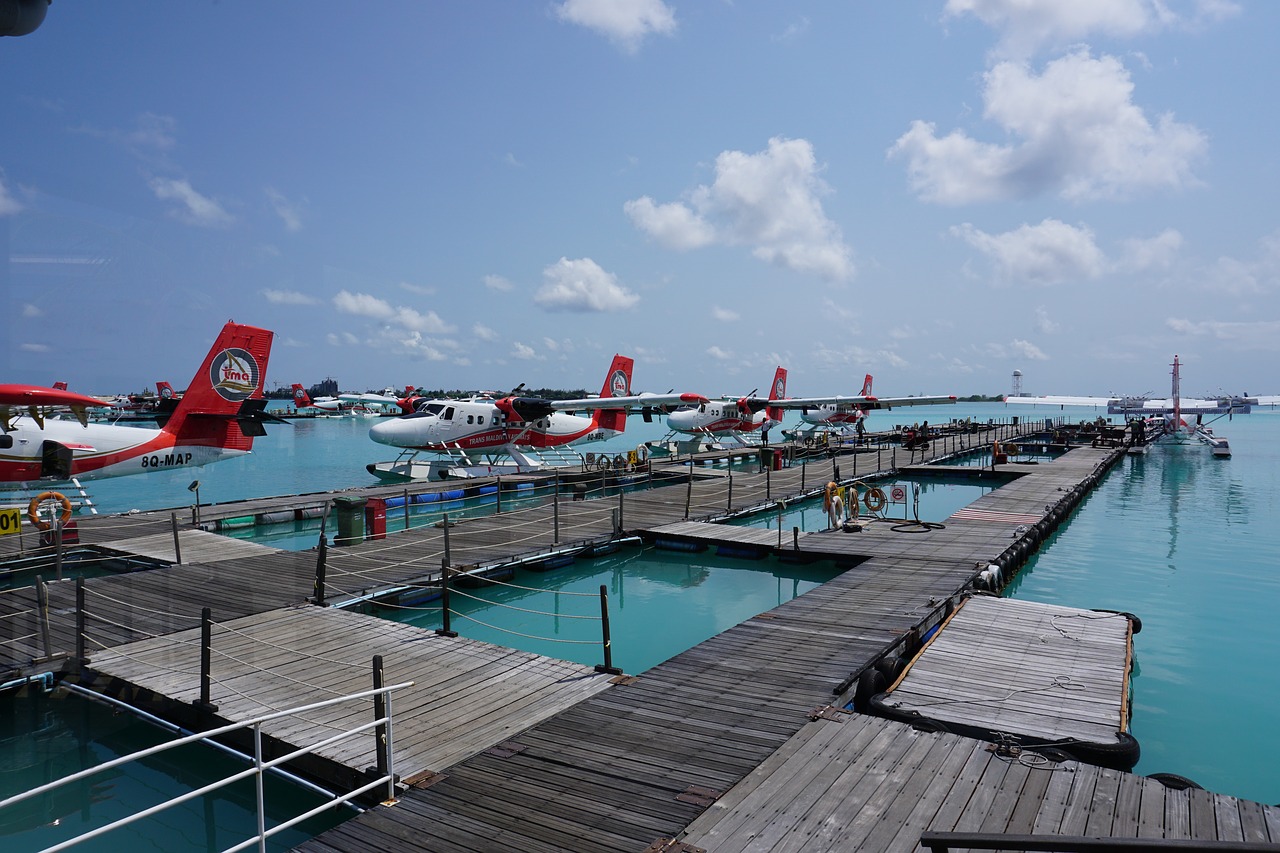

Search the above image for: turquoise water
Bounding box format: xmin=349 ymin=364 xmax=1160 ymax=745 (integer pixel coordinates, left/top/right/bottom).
xmin=379 ymin=547 xmax=840 ymax=674
xmin=1003 ymin=407 xmax=1280 ymax=804
xmin=1 ymin=688 xmax=345 ymax=852
xmin=11 ymin=402 xmax=1280 ymax=818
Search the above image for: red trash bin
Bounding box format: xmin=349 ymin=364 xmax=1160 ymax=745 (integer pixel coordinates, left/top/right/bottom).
xmin=365 ymin=498 xmax=387 ymax=540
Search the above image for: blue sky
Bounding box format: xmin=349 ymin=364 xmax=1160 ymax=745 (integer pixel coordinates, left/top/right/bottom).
xmin=3 ymin=1 xmax=1277 ymax=399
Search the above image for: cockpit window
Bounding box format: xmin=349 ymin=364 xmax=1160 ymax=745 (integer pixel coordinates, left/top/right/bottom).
xmin=423 ymin=403 xmax=445 ymax=416
xmin=443 ymin=406 xmax=455 ymax=421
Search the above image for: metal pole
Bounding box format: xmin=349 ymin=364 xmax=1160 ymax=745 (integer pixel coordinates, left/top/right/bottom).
xmin=35 ymin=576 xmax=51 ymax=660
xmin=372 ymin=655 xmax=388 ymax=781
xmin=170 ymin=512 xmax=183 ymax=565
xmin=75 ymin=576 xmax=86 ymax=670
xmin=766 ymin=465 xmax=771 ymax=500
xmin=496 ymin=475 xmax=502 ymax=513
xmin=196 ymin=607 xmax=217 ymax=712
xmin=617 ymin=489 xmax=625 ymax=533
xmin=594 ymin=584 xmax=621 ymax=675
xmin=403 ymin=488 xmax=411 ymax=530
xmin=553 ymin=471 xmax=560 ymax=544
xmin=727 ymin=466 xmax=733 ymax=510
xmin=793 ymin=526 xmax=800 ymax=550
xmin=436 ymin=563 xmax=457 ymax=637
xmin=54 ymin=517 xmax=64 ymax=582
xmin=684 ymin=470 xmax=692 ymax=519
xmin=801 ymin=460 xmax=806 ymax=492
xmin=442 ymin=512 xmax=451 ymax=566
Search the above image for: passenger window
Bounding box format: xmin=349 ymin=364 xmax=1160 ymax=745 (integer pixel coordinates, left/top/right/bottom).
xmin=478 ymin=416 xmax=485 ymax=425
xmin=467 ymin=415 xmax=474 ymax=424
xmin=0 ymin=435 xmax=11 ymax=448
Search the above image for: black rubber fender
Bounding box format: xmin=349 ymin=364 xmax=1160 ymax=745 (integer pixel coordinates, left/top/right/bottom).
xmin=852 ymin=669 xmax=887 ymax=713
xmin=875 ymin=655 xmax=905 ymax=684
xmin=1147 ymin=772 xmax=1202 ymax=791
xmin=1031 ymin=747 xmax=1074 ymax=764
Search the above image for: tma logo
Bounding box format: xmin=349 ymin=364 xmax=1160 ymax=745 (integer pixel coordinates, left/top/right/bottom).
xmin=210 ymin=349 xmax=259 ymax=402
xmin=609 ymin=369 xmax=629 ymax=398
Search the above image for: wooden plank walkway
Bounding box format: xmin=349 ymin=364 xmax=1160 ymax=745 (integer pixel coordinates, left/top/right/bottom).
xmin=872 ymin=595 xmax=1134 ymax=750
xmin=85 ymin=605 xmax=614 ymax=783
xmin=677 ymin=713 xmax=1280 ymax=852
xmin=98 ymin=529 xmax=283 ymax=564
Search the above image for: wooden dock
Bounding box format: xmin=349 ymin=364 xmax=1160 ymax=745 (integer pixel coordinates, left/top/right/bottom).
xmin=868 ymin=595 xmax=1137 ymax=768
xmin=8 ymin=420 xmax=1271 ymax=851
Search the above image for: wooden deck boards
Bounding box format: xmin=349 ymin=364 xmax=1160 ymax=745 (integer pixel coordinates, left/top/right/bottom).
xmin=875 ymin=595 xmax=1133 ymax=745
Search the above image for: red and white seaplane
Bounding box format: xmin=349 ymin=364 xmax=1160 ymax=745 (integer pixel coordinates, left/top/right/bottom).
xmin=780 ymin=374 xmax=956 ymax=435
xmin=365 ymin=354 xmax=707 ymax=480
xmin=656 ymin=367 xmax=790 ymax=453
xmin=0 ymin=322 xmax=280 ymax=494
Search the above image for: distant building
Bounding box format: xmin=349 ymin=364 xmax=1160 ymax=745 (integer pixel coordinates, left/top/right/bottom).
xmin=1011 ymin=369 xmax=1024 ymax=397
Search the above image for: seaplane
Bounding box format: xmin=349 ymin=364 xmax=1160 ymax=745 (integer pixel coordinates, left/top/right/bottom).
xmin=777 ymin=374 xmax=957 ymax=436
xmin=1004 ymin=355 xmax=1234 ymax=457
xmin=365 ymin=355 xmax=708 ymax=481
xmin=290 ymin=384 xmax=344 ymax=415
xmin=653 ymin=367 xmax=790 ymax=454
xmin=1 ymin=321 xmax=280 ymax=497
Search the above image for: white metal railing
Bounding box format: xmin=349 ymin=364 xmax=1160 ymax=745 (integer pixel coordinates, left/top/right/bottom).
xmin=0 ymin=679 xmax=414 ymax=853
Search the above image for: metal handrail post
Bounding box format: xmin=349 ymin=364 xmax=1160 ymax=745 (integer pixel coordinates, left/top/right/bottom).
xmin=436 ymin=563 xmax=457 ymax=637
xmin=196 ymin=607 xmax=218 ymax=713
xmin=171 ymin=512 xmax=183 ymax=565
xmin=553 ymin=472 xmax=560 ymax=544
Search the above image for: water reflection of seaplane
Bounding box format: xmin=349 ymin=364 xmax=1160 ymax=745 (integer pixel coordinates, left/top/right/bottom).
xmin=1004 ymin=355 xmax=1235 ymax=457
xmin=366 ymin=355 xmax=707 ymax=481
xmin=0 ymin=322 xmax=280 ymax=489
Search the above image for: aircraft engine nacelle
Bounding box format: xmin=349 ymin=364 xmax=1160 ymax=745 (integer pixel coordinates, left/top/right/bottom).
xmin=737 ymin=397 xmax=768 ymax=415
xmin=496 ymin=397 xmax=556 ymax=423
xmin=0 ymin=0 xmax=49 ymax=36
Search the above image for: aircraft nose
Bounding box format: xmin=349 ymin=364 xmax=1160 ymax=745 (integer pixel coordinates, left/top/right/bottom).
xmin=667 ymin=409 xmax=694 ymax=432
xmin=369 ymin=416 xmax=420 ymax=447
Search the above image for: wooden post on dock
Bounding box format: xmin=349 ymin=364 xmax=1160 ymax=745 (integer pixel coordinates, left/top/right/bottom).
xmin=727 ymin=467 xmax=733 ymax=510
xmin=766 ymin=465 xmax=771 ymax=500
xmin=553 ymin=471 xmax=560 ymax=544
xmin=793 ymin=526 xmax=800 ymax=550
xmin=496 ymin=475 xmax=502 ymax=513
xmin=442 ymin=512 xmax=451 ymax=566
xmin=312 ymin=535 xmax=328 ymax=606
xmin=170 ymin=512 xmax=183 ymax=565
xmin=372 ymin=654 xmax=390 ymax=783
xmin=437 ymin=563 xmax=457 ymax=637
xmin=403 ymin=488 xmax=411 ymax=530
xmin=800 ymin=460 xmax=806 ymax=492
xmin=594 ymin=584 xmax=622 ymax=675
xmin=75 ymin=576 xmax=86 ymax=671
xmin=684 ymin=470 xmax=692 ymax=519
xmin=195 ymin=607 xmax=218 ymax=712
xmin=617 ymin=490 xmax=625 ymax=533
xmin=35 ymin=576 xmax=52 ymax=661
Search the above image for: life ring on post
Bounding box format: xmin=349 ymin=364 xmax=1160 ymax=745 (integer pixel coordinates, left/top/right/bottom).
xmin=1004 ymin=443 xmax=1020 ymax=456
xmin=863 ymin=487 xmax=887 ymax=513
xmin=823 ymin=481 xmax=837 ymax=512
xmin=29 ymin=491 xmax=73 ymax=531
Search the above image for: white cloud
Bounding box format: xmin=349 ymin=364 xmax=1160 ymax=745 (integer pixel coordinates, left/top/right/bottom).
xmin=20 ymin=342 xmax=51 ymax=353
xmin=1118 ymin=229 xmax=1183 ymax=271
xmin=148 ymin=177 xmax=234 ymax=227
xmin=554 ymin=0 xmax=676 ymax=53
xmin=626 ymin=137 xmax=854 ymax=281
xmin=484 ymin=274 xmax=514 ymax=292
xmin=1167 ymin=317 xmax=1280 ymax=350
xmin=706 ymin=346 xmax=734 ymax=361
xmin=264 ymin=187 xmax=303 ymax=232
xmin=711 ymin=306 xmax=740 ymax=322
xmin=534 ymin=257 xmax=640 ymax=312
xmin=399 ymin=281 xmax=437 ymax=296
xmin=22 ymin=303 xmax=42 ymax=318
xmin=889 ymin=49 xmax=1208 ymax=204
xmin=944 ymin=0 xmax=1241 ymax=59
xmin=332 ymin=290 xmax=455 ymax=333
xmin=951 ymin=219 xmax=1106 ymax=285
xmin=511 ymin=341 xmax=540 ymax=360
xmin=1034 ymin=306 xmax=1059 ymax=334
xmin=472 ymin=323 xmax=499 ymax=342
xmin=326 ymin=331 xmax=360 ymax=346
xmin=0 ymin=172 xmax=23 ymax=216
xmin=773 ymin=16 xmax=811 ymax=43
xmin=1011 ymin=338 xmax=1049 ymax=360
xmin=262 ymin=289 xmax=318 ymax=305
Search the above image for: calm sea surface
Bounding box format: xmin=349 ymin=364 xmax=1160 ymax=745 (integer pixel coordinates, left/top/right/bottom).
xmin=16 ymin=401 xmax=1280 ymax=811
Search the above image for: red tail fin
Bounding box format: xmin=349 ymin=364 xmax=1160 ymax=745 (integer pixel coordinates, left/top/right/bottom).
xmin=156 ymin=381 xmax=176 ymax=400
xmin=766 ymin=366 xmax=787 ymax=423
xmin=52 ymin=381 xmax=68 ymax=391
xmin=163 ymin=322 xmax=274 ymax=450
xmin=593 ymin=354 xmax=634 ymax=433
xmin=860 ymin=374 xmax=873 ymax=397
xmin=292 ymin=383 xmax=314 ymax=408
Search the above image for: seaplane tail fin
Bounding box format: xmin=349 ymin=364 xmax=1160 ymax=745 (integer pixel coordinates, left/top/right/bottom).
xmin=161 ymin=322 xmax=275 ymax=451
xmin=593 ymin=354 xmax=635 ymax=434
xmin=766 ymin=366 xmax=787 ymax=423
xmin=291 ymin=383 xmax=314 ymax=408
xmin=860 ymin=374 xmax=873 ymax=397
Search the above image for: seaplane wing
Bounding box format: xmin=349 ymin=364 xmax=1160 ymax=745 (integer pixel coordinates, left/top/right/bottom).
xmin=771 ymin=393 xmax=956 ymax=411
xmin=1004 ymin=394 xmax=1114 ymax=407
xmin=549 ymin=391 xmax=708 ymax=411
xmin=339 ymin=392 xmax=401 ymax=405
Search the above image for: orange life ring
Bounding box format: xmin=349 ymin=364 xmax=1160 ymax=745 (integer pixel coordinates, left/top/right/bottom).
xmin=863 ymin=487 xmax=887 ymax=513
xmin=28 ymin=491 xmax=73 ymax=531
xmin=823 ymin=481 xmax=838 ymax=512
